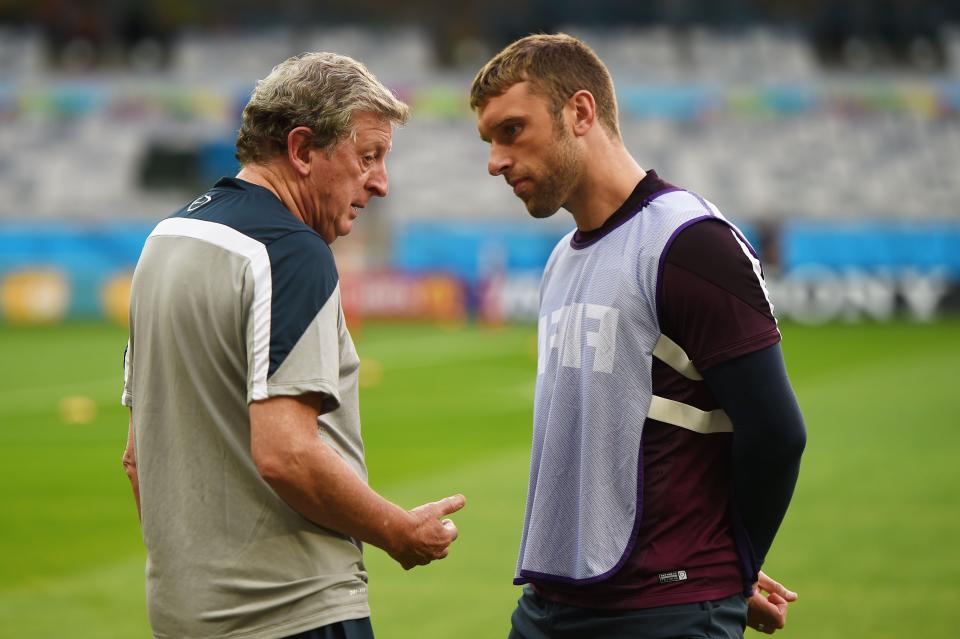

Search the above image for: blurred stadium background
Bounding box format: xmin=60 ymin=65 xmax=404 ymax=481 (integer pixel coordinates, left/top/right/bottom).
xmin=1 ymin=1 xmax=958 ymax=637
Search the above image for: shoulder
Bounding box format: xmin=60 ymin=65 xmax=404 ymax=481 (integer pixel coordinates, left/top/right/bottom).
xmin=266 ymin=229 xmax=335 ymax=269
xmin=667 ymin=218 xmax=748 ymax=265
xmin=663 ymin=218 xmax=761 ymax=292
xmin=658 ymin=218 xmax=779 ymax=368
xmin=266 ymin=230 xmax=339 ymax=302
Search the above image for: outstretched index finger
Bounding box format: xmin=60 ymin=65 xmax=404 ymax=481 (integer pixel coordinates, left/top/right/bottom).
xmin=758 ymin=571 xmax=798 ymax=601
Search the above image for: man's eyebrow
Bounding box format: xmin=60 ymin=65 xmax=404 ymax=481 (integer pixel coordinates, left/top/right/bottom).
xmin=362 ymin=139 xmax=390 ymax=154
xmin=479 ymin=116 xmax=523 ymax=143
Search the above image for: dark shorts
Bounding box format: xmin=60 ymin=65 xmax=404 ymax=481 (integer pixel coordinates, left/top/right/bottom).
xmin=509 ymin=586 xmax=747 ymax=639
xmin=283 ymin=617 xmax=374 ymax=639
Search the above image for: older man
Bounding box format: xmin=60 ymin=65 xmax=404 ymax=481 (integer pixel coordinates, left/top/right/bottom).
xmin=472 ymin=34 xmax=805 ymax=638
xmin=121 ymin=53 xmax=464 ymax=639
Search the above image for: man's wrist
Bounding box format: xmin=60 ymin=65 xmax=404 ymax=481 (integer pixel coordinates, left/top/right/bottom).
xmin=375 ymin=505 xmax=415 ymax=557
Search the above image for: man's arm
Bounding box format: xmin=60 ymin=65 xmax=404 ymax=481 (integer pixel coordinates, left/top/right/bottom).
xmin=703 ymin=344 xmax=805 ymax=634
xmin=658 ymin=219 xmax=803 ymax=632
xmin=702 ymin=343 xmax=807 ymax=574
xmin=250 ymin=394 xmax=465 ymax=570
xmin=122 ymin=412 xmax=141 ymax=521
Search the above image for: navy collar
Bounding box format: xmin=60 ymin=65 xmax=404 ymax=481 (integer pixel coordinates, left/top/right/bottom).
xmin=570 ymin=170 xmax=681 ymax=249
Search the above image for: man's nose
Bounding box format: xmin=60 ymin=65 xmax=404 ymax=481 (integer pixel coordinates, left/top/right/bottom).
xmin=368 ymin=164 xmax=388 ymax=197
xmin=488 ymin=146 xmax=512 ymax=177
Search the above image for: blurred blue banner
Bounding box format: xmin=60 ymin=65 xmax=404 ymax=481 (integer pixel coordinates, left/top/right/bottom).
xmin=0 ymin=223 xmax=151 ymax=321
xmin=1 ymin=220 xmax=957 ymax=324
xmin=783 ymin=221 xmax=960 ymax=276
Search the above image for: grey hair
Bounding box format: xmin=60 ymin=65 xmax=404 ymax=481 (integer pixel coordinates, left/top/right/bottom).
xmin=235 ymin=52 xmax=410 ymax=164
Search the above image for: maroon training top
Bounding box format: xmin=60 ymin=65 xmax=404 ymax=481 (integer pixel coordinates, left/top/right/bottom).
xmin=531 ymin=172 xmax=781 ymax=610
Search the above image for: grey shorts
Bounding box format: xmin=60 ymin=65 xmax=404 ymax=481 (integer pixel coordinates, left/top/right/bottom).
xmin=508 ymin=585 xmax=747 ymax=639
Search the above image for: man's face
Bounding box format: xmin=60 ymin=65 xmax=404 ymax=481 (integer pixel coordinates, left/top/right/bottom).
xmin=308 ymin=111 xmax=392 ymax=243
xmin=477 ymin=81 xmax=583 ymax=219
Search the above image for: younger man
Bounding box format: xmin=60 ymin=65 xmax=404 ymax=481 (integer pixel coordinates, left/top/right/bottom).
xmin=472 ymin=34 xmax=806 ymax=638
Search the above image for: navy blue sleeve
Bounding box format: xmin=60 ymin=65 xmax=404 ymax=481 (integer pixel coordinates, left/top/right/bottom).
xmin=701 ymin=343 xmax=806 ymax=577
xmin=266 ymin=230 xmax=339 ymax=377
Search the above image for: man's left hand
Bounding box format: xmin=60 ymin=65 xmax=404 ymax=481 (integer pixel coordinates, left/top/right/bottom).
xmin=747 ymin=570 xmax=798 ymax=634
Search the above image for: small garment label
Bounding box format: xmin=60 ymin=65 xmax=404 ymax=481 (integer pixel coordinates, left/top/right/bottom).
xmin=348 ymin=585 xmax=368 ymax=597
xmin=658 ymin=570 xmax=688 ymax=584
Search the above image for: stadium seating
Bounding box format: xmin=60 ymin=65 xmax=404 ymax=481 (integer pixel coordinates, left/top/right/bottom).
xmin=1 ymin=26 xmax=958 ymax=224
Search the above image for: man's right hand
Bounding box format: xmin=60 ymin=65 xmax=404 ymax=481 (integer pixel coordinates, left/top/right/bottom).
xmin=388 ymin=494 xmax=466 ymax=570
xmin=251 ymin=396 xmax=467 ymax=570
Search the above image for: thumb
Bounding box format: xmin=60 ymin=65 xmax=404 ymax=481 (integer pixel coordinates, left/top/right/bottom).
xmin=428 ymin=493 xmax=467 ymax=518
xmin=768 ymin=592 xmax=789 ymax=615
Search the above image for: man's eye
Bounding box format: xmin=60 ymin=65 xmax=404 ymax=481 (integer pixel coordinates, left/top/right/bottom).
xmin=504 ymin=124 xmax=521 ymax=137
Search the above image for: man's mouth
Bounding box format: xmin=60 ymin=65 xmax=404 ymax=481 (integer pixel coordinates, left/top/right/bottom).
xmin=509 ymin=177 xmax=530 ymax=196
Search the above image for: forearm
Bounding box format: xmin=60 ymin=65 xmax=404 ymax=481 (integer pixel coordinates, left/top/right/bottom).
xmin=262 ymin=437 xmax=412 ymax=553
xmin=124 ymin=465 xmax=142 ymax=520
xmin=731 ymin=419 xmax=803 ymax=566
xmin=122 ymin=415 xmax=141 ymax=521
xmin=251 ymin=395 xmax=462 ymax=570
xmin=703 ymin=344 xmax=807 ymax=568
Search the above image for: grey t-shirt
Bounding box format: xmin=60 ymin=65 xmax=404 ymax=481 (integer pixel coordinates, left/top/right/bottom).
xmin=122 ymin=177 xmax=369 ymax=639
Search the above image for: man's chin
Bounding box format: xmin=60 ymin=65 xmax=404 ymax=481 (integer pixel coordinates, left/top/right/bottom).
xmin=334 ymin=220 xmax=354 ymax=240
xmin=525 ymin=201 xmax=560 ymax=219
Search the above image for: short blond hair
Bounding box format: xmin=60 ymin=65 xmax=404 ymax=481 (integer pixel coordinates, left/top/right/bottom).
xmin=470 ymin=33 xmax=620 ymax=138
xmin=236 ymin=52 xmax=410 ymax=164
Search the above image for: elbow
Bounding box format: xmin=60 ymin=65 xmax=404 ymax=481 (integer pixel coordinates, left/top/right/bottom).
xmin=767 ymin=419 xmax=806 ymax=467
xmin=796 ymin=425 xmax=808 ymax=456
xmin=253 ymin=450 xmax=285 ymax=487
xmin=734 ymin=417 xmax=807 ymax=468
xmin=253 ymin=444 xmax=306 ymax=490
xmin=786 ymin=418 xmax=807 ymax=461
xmin=763 ymin=420 xmax=806 ymax=473
xmin=122 ymin=449 xmax=137 ymax=478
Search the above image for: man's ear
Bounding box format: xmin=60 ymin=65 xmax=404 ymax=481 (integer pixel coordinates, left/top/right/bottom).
xmin=569 ymin=90 xmax=596 ymax=137
xmin=286 ymin=126 xmax=314 ymax=177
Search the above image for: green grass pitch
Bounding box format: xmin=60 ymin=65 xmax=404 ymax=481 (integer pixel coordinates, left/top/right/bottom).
xmin=0 ymin=319 xmax=958 ymax=638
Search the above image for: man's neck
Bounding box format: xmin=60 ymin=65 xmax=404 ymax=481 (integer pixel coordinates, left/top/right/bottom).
xmin=235 ymin=163 xmax=309 ymax=226
xmin=566 ymin=142 xmax=645 ymax=232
